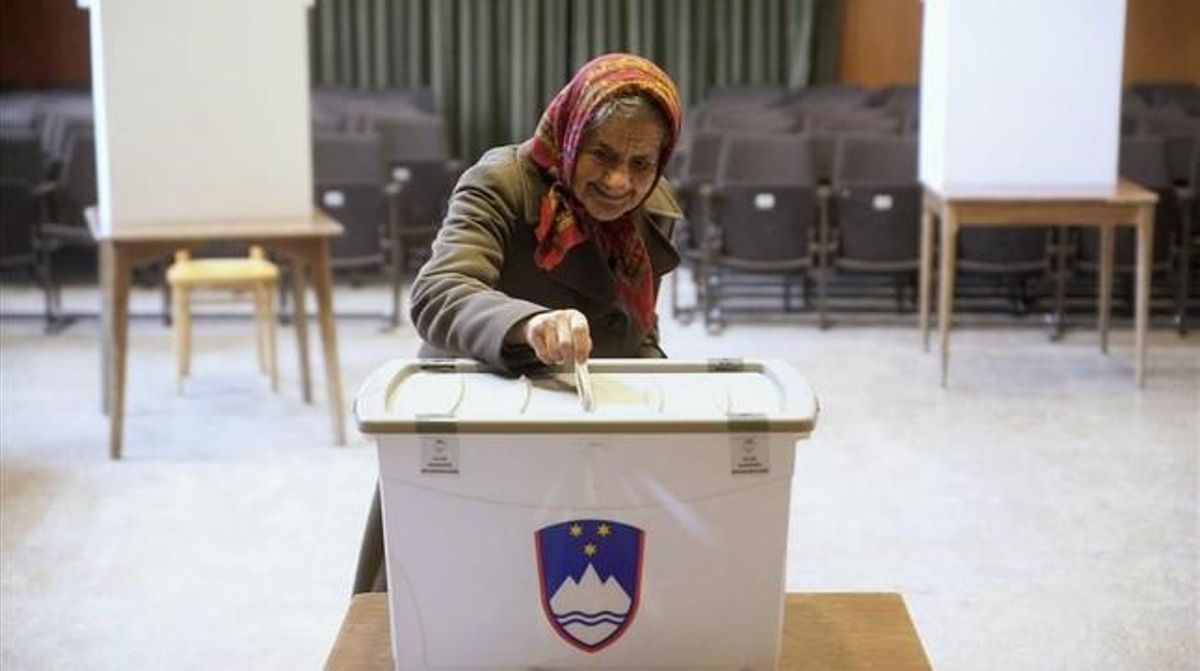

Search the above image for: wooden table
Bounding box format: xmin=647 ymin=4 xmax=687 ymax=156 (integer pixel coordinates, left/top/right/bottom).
xmin=324 ymin=592 xmax=933 ymax=670
xmin=919 ymin=180 xmax=1158 ymax=387
xmin=88 ymin=209 xmax=347 ymax=458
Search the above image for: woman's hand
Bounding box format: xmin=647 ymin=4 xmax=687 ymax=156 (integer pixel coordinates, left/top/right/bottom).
xmin=521 ymin=309 xmax=592 ymax=364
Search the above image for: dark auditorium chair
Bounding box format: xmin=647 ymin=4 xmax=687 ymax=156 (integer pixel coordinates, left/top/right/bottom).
xmin=1073 ymin=137 xmax=1184 ymax=332
xmin=702 ymin=134 xmax=821 ymax=332
xmin=312 ymin=131 xmax=392 ymax=284
xmin=0 ymin=180 xmax=59 ymax=328
xmin=1138 ymin=115 xmax=1198 ymax=332
xmin=8 ymin=128 xmax=96 ymax=331
xmin=703 ymin=107 xmax=803 ymax=135
xmin=867 ymin=85 xmax=919 ymax=114
xmin=783 ymin=84 xmax=872 ymax=109
xmin=704 ymin=85 xmax=788 ymax=107
xmin=830 ymin=136 xmax=922 ymax=316
xmin=362 ymin=113 xmax=463 ymax=326
xmin=1129 ymin=82 xmax=1198 ymax=109
xmin=669 ymin=131 xmax=726 ymax=323
xmin=0 ymin=128 xmax=46 ymax=183
xmin=800 ymin=108 xmax=903 ymax=135
xmin=50 ymin=130 xmax=98 ymax=231
xmin=39 ymin=111 xmax=94 ymax=176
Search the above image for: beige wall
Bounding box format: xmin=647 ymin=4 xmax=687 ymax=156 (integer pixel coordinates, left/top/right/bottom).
xmin=1122 ymin=0 xmax=1200 ymax=84
xmin=839 ymin=0 xmax=923 ymax=87
xmin=838 ymin=0 xmax=1200 ymax=88
xmin=2 ymin=1 xmax=1196 ymax=92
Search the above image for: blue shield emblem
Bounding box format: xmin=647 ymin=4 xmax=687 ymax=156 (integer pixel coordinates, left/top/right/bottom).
xmin=535 ymin=519 xmax=645 ymax=652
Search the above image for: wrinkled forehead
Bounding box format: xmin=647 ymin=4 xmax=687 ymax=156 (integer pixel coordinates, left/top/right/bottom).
xmin=581 ymin=109 xmax=668 ymax=155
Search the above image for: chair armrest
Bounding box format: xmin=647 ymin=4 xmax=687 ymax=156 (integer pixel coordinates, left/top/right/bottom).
xmin=32 ymin=180 xmax=58 ymax=198
xmin=39 ymin=222 xmax=94 ymax=244
xmin=697 ymin=183 xmax=723 ymax=254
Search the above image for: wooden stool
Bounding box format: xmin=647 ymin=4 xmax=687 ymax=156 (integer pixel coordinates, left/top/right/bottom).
xmin=166 ymin=246 xmax=280 ymax=393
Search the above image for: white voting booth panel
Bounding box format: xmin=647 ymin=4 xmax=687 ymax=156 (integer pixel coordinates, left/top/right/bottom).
xmin=356 ymin=359 xmax=819 ymax=671
xmin=919 ymin=0 xmax=1125 ymax=195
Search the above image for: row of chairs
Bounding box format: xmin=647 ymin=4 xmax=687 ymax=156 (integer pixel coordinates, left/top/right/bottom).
xmin=672 ymin=133 xmax=1197 ymax=334
xmin=312 ymin=123 xmax=461 ymax=325
xmin=0 ymin=88 xmax=458 ymax=329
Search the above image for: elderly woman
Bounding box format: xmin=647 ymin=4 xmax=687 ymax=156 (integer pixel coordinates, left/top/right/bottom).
xmin=353 ymin=53 xmax=684 ymax=592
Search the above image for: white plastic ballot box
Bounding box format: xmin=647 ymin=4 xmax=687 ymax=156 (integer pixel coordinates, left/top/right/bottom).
xmin=354 ymin=358 xmax=819 ymax=670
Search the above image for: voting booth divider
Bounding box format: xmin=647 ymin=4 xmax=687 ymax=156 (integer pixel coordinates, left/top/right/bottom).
xmin=356 ymin=358 xmax=819 ymax=670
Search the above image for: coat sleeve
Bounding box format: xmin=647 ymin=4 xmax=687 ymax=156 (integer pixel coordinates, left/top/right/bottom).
xmin=408 ymin=153 xmax=547 ymax=372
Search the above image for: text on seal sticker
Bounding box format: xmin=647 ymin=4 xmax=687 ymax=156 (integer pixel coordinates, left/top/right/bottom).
xmin=730 ymin=434 xmax=770 ymax=475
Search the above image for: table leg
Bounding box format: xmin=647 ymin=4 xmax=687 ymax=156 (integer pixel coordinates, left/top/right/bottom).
xmin=1135 ymin=206 xmax=1153 ymax=387
xmin=919 ymin=200 xmax=934 ymax=352
xmin=107 ymin=245 xmax=132 ymax=459
xmin=99 ymin=241 xmax=113 ymax=415
xmin=937 ymin=206 xmax=958 ymax=387
xmin=291 ymin=260 xmax=313 ymax=404
xmin=1098 ymin=224 xmax=1114 ymax=354
xmin=311 ymin=239 xmax=347 ymax=445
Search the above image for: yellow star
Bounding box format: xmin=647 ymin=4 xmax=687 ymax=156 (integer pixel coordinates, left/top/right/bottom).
xmin=583 ymin=542 xmax=597 ymax=557
xmin=568 ymin=524 xmax=583 ymax=537
xmin=596 ymin=523 xmax=611 ymax=537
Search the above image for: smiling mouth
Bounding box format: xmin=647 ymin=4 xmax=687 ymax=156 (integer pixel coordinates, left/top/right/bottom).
xmin=590 ymin=186 xmax=630 ymax=203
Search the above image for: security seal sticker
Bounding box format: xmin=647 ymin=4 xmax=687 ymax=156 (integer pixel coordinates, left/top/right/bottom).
xmin=420 ymin=435 xmax=460 ymax=475
xmin=730 ymin=434 xmax=770 ymax=475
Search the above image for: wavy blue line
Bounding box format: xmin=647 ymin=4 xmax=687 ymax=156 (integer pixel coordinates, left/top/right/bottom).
xmin=557 ymin=616 xmax=624 ymax=626
xmin=555 ymin=613 xmax=625 ymax=623
xmin=549 ymin=612 xmax=628 ymax=624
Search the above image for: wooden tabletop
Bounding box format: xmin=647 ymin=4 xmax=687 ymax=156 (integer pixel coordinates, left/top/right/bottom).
xmin=324 ymin=592 xmax=933 ymax=670
xmin=924 ymin=177 xmax=1158 ymax=207
xmin=86 ymin=208 xmax=343 ymax=242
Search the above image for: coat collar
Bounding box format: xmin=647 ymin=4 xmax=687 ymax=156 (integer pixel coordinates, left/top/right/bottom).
xmin=515 ymin=148 xmax=682 ymax=304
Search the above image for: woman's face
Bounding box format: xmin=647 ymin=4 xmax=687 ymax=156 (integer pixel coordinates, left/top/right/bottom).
xmin=570 ymin=113 xmax=665 ymax=222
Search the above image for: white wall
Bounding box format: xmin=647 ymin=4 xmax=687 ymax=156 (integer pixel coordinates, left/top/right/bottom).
xmin=919 ymin=0 xmax=1127 ymax=195
xmin=80 ymin=0 xmax=313 ymax=232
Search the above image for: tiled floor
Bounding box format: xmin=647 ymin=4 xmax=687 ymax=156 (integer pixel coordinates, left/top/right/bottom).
xmin=1 ymin=282 xmax=1196 ymax=670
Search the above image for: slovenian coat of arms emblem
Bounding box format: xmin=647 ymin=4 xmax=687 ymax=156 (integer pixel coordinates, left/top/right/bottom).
xmin=534 ymin=519 xmax=645 ymax=652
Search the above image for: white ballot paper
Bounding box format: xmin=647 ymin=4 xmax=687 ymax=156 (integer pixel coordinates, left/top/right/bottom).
xmin=574 ymin=359 xmax=595 ymax=412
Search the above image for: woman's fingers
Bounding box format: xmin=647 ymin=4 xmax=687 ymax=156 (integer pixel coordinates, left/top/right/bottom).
xmin=524 ymin=310 xmax=592 ymax=364
xmin=556 ymin=314 xmax=575 ymax=363
xmin=569 ymin=311 xmax=592 ymax=363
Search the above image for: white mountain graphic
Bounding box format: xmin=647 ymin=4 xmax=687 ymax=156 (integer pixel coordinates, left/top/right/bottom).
xmin=548 ymin=563 xmax=632 ymax=646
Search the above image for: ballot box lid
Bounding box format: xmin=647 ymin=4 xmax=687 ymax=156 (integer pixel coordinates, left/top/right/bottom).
xmin=355 ymin=358 xmax=818 ymax=435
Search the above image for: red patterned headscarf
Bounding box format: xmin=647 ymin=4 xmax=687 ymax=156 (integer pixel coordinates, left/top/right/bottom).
xmin=522 ymin=53 xmax=682 ymax=332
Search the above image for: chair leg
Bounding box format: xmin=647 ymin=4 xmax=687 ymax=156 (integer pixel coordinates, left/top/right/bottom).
xmin=277 ymin=268 xmax=291 ymax=326
xmin=390 ymin=237 xmax=405 ymax=329
xmin=172 ymin=285 xmax=190 ymax=394
xmin=1176 ymin=199 xmax=1192 ymax=336
xmin=36 ymin=246 xmax=57 ymax=332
